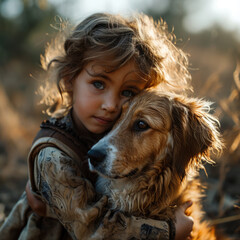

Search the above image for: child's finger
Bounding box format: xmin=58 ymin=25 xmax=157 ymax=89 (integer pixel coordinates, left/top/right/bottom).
xmin=94 ymin=195 xmax=108 ymax=212
xmin=75 ymin=196 xmax=108 ymax=223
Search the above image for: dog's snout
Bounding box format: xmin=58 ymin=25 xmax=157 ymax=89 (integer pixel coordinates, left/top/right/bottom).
xmin=88 ymin=148 xmax=106 ymax=166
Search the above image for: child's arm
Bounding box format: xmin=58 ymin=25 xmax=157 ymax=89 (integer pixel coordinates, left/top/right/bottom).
xmin=26 ymin=180 xmax=46 ymax=216
xmin=31 ymin=146 xmax=193 ymax=239
xmin=92 ymin=204 xmax=193 ymax=240
xmin=33 ymin=146 xmax=108 ymax=239
xmin=26 ymin=184 xmax=193 ymax=240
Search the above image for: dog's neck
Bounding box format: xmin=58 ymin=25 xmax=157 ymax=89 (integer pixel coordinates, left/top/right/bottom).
xmin=96 ymin=158 xmax=188 ymax=218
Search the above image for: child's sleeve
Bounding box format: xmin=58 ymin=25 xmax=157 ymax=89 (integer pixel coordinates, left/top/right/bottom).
xmin=91 ymin=210 xmax=176 ymax=240
xmin=34 ymin=146 xmax=175 ymax=240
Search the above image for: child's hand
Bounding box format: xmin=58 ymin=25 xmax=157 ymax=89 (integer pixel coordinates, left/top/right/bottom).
xmin=175 ymin=201 xmax=194 ymax=240
xmin=25 ymin=180 xmax=47 ymax=217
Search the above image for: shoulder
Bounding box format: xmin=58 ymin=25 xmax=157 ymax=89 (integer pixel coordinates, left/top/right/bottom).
xmin=29 ymin=110 xmax=86 ymax=166
xmin=36 ymin=146 xmax=80 ymax=173
xmin=33 ymin=110 xmax=96 ymax=156
xmin=35 ymin=146 xmax=85 ymax=186
xmin=37 ymin=146 xmax=69 ymax=164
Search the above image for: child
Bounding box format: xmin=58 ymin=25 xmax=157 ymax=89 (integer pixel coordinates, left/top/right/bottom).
xmin=0 ymin=12 xmax=193 ymax=239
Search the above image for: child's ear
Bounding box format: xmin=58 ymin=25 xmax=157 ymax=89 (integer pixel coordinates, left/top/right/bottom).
xmin=171 ymin=97 xmax=222 ymax=180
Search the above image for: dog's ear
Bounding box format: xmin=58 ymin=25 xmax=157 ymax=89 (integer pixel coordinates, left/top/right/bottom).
xmin=171 ymin=97 xmax=222 ymax=180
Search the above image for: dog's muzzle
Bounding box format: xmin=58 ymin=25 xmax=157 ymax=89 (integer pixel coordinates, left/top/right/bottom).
xmin=88 ymin=148 xmax=107 ymax=168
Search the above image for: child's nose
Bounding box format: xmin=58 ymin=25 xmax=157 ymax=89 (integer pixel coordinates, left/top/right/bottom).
xmin=102 ymin=94 xmax=119 ymax=112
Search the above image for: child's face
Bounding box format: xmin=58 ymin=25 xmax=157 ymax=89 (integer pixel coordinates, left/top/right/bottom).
xmin=72 ymin=60 xmax=146 ymax=134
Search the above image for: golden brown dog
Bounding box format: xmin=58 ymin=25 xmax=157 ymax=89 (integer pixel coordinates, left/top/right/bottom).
xmin=88 ymin=89 xmax=223 ymax=240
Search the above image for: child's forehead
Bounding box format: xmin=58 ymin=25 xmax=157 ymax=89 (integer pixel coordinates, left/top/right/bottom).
xmin=85 ymin=60 xmax=138 ymax=74
xmin=83 ymin=60 xmax=147 ymax=87
xmin=86 ymin=62 xmax=113 ymax=73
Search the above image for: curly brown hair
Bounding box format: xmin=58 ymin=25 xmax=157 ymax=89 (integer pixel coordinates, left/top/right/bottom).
xmin=40 ymin=12 xmax=192 ymax=115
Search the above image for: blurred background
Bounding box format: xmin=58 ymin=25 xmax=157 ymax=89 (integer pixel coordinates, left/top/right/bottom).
xmin=0 ymin=0 xmax=240 ymax=238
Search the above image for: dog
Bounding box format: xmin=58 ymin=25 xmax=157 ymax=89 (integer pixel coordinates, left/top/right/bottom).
xmin=88 ymin=89 xmax=223 ymax=240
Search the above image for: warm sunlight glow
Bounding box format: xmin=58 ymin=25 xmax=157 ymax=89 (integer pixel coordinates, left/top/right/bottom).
xmin=183 ymin=0 xmax=240 ymax=39
xmin=212 ymin=0 xmax=240 ymax=30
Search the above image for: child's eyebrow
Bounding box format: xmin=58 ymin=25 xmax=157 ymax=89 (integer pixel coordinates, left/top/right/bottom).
xmin=85 ymin=69 xmax=111 ymax=81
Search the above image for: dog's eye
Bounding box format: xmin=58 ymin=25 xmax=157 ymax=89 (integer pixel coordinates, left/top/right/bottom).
xmin=133 ymin=120 xmax=149 ymax=131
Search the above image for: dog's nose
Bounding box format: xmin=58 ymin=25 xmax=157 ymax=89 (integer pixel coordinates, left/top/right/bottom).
xmin=88 ymin=148 xmax=106 ymax=167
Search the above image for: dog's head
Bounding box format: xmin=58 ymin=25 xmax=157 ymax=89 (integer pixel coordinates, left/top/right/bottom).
xmin=88 ymin=89 xmax=222 ymax=181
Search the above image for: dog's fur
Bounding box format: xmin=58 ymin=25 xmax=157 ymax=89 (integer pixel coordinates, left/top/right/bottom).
xmin=88 ymin=89 xmax=223 ymax=240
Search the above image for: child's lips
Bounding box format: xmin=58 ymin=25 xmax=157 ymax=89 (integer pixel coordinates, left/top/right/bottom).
xmin=94 ymin=116 xmax=115 ymax=125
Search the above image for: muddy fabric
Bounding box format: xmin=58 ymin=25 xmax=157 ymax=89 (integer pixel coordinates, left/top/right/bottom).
xmin=0 ymin=192 xmax=71 ymax=240
xmin=0 ymin=110 xmax=172 ymax=240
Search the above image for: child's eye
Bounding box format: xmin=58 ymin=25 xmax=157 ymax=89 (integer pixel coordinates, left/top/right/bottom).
xmin=122 ymin=90 xmax=135 ymax=98
xmin=93 ymin=81 xmax=105 ymax=90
